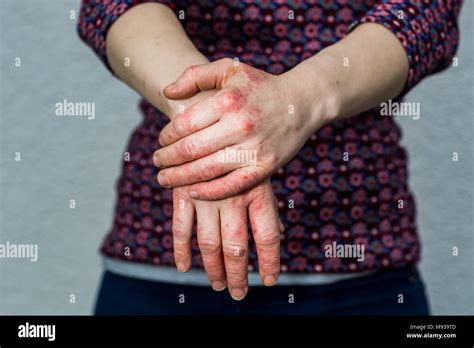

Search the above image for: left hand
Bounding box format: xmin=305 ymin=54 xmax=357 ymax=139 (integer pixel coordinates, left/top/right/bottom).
xmin=172 ymin=179 xmax=284 ymax=300
xmin=153 ymin=58 xmax=332 ymax=200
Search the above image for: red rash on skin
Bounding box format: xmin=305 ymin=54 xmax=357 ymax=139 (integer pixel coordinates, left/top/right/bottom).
xmin=241 ymin=65 xmax=269 ymax=85
xmin=240 ymin=119 xmax=254 ymax=132
xmin=248 ymin=106 xmax=262 ymax=117
xmin=218 ymin=65 xmax=266 ymax=114
xmin=233 ymin=106 xmax=261 ymax=134
xmin=251 ymin=199 xmax=263 ymax=211
xmin=246 ymin=106 xmax=262 ymax=129
xmin=250 ymin=218 xmax=257 ymax=234
xmin=246 ymin=71 xmax=267 ymax=85
xmin=218 ymin=91 xmax=245 ymax=113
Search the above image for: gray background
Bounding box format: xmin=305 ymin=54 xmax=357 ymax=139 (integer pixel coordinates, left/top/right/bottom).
xmin=0 ymin=0 xmax=472 ymax=314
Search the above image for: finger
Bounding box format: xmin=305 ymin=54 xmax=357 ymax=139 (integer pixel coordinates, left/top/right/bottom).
xmin=195 ymin=202 xmax=226 ymax=291
xmin=158 ymin=96 xmax=220 ymax=147
xmin=278 ymin=218 xmax=285 ymax=233
xmin=273 ymin=195 xmax=285 ymax=233
xmin=154 ymin=120 xmax=239 ymax=169
xmin=157 ymin=149 xmax=243 ymax=188
xmin=163 ymin=58 xmax=236 ymax=100
xmin=249 ymin=187 xmax=281 ymax=286
xmin=172 ymin=189 xmax=195 ymax=272
xmin=188 ymin=166 xmax=267 ymax=201
xmin=220 ymin=204 xmax=249 ymax=301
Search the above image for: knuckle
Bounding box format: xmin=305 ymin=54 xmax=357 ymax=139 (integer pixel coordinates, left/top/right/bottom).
xmin=198 ymin=183 xmax=222 ymax=200
xmin=199 ymin=236 xmax=221 ymax=255
xmin=236 ymin=117 xmax=254 ymax=133
xmin=226 ymin=180 xmax=242 ymax=196
xmin=255 ymin=230 xmax=280 ymax=247
xmin=219 ymin=89 xmax=242 ymax=110
xmin=198 ymin=162 xmax=214 ymax=180
xmin=173 ymin=116 xmax=187 ymax=136
xmin=172 ymin=226 xmax=189 ymax=243
xmin=214 ymin=180 xmax=239 ymax=199
xmin=260 ymin=256 xmax=280 ymax=271
xmin=221 ymin=57 xmax=234 ymax=66
xmin=226 ymin=273 xmax=247 ymax=287
xmin=180 ymin=139 xmax=198 ymax=159
xmin=184 ymin=65 xmax=198 ymax=77
xmin=223 ymin=243 xmax=248 ymax=260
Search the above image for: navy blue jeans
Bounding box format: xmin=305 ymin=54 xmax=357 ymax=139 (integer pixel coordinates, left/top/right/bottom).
xmin=94 ymin=266 xmax=430 ymax=315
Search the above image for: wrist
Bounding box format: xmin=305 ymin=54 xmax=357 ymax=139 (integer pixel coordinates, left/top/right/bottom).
xmin=144 ymin=52 xmax=209 ymax=118
xmin=283 ymin=51 xmax=344 ymax=133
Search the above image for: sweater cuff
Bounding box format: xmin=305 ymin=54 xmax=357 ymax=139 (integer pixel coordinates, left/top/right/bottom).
xmin=348 ymin=1 xmax=460 ymax=96
xmin=77 ymin=0 xmax=173 ymax=73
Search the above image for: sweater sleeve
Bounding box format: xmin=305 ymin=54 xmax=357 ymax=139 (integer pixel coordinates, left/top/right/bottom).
xmin=77 ymin=0 xmax=173 ymax=72
xmin=349 ymin=0 xmax=462 ymax=95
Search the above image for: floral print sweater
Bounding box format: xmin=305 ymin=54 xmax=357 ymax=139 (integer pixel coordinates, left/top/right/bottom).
xmin=77 ymin=0 xmax=461 ymax=273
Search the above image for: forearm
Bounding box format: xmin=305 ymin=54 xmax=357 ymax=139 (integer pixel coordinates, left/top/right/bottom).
xmin=105 ymin=3 xmax=208 ymax=116
xmin=285 ymin=23 xmax=409 ymax=130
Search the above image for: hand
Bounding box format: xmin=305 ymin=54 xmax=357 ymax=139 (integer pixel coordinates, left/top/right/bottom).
xmin=172 ymin=180 xmax=284 ymax=300
xmin=153 ymin=58 xmax=332 ymax=200
xmin=165 ymin=87 xmax=284 ymax=296
xmin=157 ymin=78 xmax=283 ymax=300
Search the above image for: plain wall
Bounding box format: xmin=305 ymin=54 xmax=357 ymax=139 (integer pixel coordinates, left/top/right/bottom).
xmin=0 ymin=0 xmax=472 ymax=314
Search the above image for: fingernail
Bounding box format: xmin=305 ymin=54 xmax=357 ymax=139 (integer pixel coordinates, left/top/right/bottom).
xmin=189 ymin=191 xmax=199 ymax=199
xmin=154 ymin=157 xmax=161 ymax=168
xmin=158 ymin=173 xmax=169 ymax=187
xmin=158 ymin=136 xmax=165 ymax=147
xmin=212 ymin=280 xmax=226 ymax=291
xmin=177 ymin=262 xmax=187 ymax=273
xmin=263 ymin=274 xmax=278 ymax=286
xmin=167 ymin=82 xmax=178 ymax=90
xmin=230 ymin=288 xmax=247 ymax=301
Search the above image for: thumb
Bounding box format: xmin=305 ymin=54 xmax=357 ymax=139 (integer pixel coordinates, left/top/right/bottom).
xmin=163 ymin=58 xmax=237 ymax=100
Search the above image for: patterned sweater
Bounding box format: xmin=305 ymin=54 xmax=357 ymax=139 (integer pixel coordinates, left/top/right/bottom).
xmin=77 ymin=0 xmax=461 ymax=273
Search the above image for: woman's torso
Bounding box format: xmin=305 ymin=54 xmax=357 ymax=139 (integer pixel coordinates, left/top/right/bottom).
xmin=100 ymin=0 xmax=420 ymax=273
